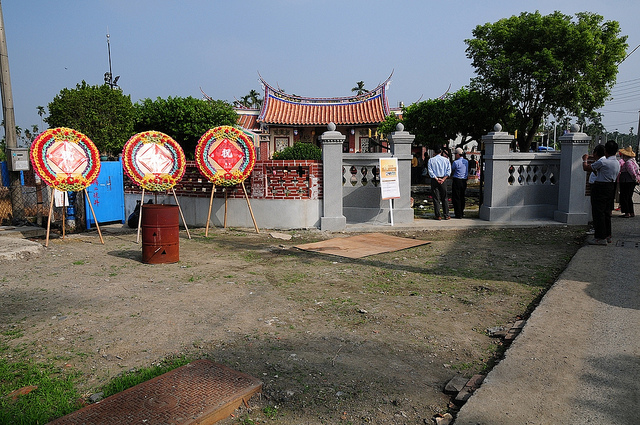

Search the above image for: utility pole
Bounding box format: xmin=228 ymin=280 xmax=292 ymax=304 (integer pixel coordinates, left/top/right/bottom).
xmin=0 ymin=0 xmax=25 ymax=221
xmin=103 ymin=31 xmax=119 ymax=89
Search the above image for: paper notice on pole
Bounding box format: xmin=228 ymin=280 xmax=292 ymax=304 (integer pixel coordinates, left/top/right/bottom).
xmin=54 ymin=189 xmax=69 ymax=207
xmin=379 ymin=157 xmax=400 ymax=200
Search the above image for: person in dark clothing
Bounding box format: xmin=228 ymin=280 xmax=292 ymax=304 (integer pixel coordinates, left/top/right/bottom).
xmin=582 ymin=140 xmax=620 ymax=245
xmin=451 ymin=148 xmax=469 ymax=218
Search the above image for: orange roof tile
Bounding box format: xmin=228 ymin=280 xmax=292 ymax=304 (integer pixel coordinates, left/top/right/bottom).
xmin=236 ymin=111 xmax=260 ymax=131
xmin=258 ymin=76 xmax=391 ymax=126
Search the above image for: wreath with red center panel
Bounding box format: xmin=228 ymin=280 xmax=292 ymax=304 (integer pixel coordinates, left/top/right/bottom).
xmin=122 ymin=131 xmax=186 ymax=191
xmin=195 ymin=126 xmax=256 ymax=186
xmin=29 ymin=127 xmax=101 ymax=191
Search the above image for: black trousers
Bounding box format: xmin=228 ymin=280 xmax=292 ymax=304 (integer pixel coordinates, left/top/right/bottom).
xmin=430 ymin=178 xmax=449 ymax=218
xmin=590 ymin=182 xmax=616 ymax=240
xmin=619 ymin=181 xmax=636 ymax=215
xmin=451 ymin=177 xmax=467 ymax=218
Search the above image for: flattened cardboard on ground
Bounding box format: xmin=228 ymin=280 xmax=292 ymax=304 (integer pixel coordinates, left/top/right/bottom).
xmin=295 ymin=232 xmax=430 ymax=259
xmin=47 ymin=360 xmax=262 ymax=425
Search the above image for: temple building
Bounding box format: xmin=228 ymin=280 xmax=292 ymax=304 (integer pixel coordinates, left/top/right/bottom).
xmin=236 ymin=74 xmax=396 ymax=159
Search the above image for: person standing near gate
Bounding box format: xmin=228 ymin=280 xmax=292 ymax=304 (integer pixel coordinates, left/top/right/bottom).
xmin=582 ymin=140 xmax=620 ymax=245
xmin=451 ymin=147 xmax=469 ymax=218
xmin=428 ymin=147 xmax=451 ymax=220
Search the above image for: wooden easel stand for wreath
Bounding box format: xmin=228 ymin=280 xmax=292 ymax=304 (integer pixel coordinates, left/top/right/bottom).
xmin=29 ymin=127 xmax=105 ymax=248
xmin=204 ymin=181 xmax=259 ymax=237
xmin=45 ymin=188 xmax=104 ymax=247
xmin=134 ymin=188 xmax=192 ymax=244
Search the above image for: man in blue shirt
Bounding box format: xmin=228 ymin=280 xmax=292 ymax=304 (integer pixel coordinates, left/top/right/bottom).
xmin=427 ymin=147 xmax=451 ymax=220
xmin=451 ymin=147 xmax=469 ymax=218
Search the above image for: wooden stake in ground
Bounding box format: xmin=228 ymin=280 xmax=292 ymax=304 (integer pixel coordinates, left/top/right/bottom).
xmin=241 ymin=181 xmax=259 ymax=233
xmin=45 ymin=189 xmax=54 ymax=247
xmin=172 ymin=188 xmax=191 ymax=239
xmin=62 ymin=191 xmax=66 ymax=241
xmin=223 ymin=189 xmax=228 ymax=228
xmin=205 ymin=184 xmax=216 ymax=237
xmin=83 ymin=188 xmax=104 ymax=244
xmin=136 ymin=188 xmax=145 ymax=244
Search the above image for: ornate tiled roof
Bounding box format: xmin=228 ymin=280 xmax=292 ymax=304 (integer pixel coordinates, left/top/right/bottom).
xmin=258 ymin=74 xmax=392 ymax=126
xmin=236 ymin=109 xmax=260 ymax=131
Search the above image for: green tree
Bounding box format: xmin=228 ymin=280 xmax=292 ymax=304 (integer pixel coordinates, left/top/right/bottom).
xmin=465 ymin=11 xmax=628 ymax=152
xmin=446 ymin=87 xmax=510 ymax=146
xmin=36 ymin=105 xmax=46 ymax=130
xmin=46 ymin=81 xmax=135 ymax=155
xmin=234 ymin=90 xmax=263 ymax=108
xmin=248 ymin=89 xmax=262 ymax=108
xmin=351 ymin=81 xmax=368 ymax=95
xmin=377 ymin=113 xmax=403 ymax=137
xmin=402 ymin=87 xmax=507 ymax=148
xmin=134 ymin=96 xmax=237 ymax=157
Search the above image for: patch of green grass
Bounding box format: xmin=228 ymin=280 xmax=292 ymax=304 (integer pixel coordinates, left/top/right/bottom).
xmin=100 ymin=355 xmax=192 ymax=398
xmin=237 ymin=414 xmax=256 ymax=424
xmin=450 ymin=362 xmax=474 ymax=371
xmin=1 ymin=328 xmax=24 ymax=340
xmin=72 ymin=260 xmax=85 ymax=265
xmin=0 ymin=357 xmax=83 ymax=424
xmin=263 ymin=405 xmax=280 ymax=419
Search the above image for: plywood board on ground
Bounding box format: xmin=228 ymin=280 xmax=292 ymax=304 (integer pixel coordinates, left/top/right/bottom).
xmin=295 ymin=232 xmax=430 ymax=258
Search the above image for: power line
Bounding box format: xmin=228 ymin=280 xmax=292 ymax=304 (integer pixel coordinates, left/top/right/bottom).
xmin=619 ymin=43 xmax=640 ymax=64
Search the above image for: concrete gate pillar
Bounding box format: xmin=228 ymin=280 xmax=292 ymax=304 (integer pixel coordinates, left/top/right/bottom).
xmin=319 ymin=123 xmax=347 ymax=231
xmin=479 ymin=124 xmax=515 ymax=221
xmin=387 ymin=123 xmax=415 ymax=222
xmin=553 ymin=124 xmax=591 ymax=224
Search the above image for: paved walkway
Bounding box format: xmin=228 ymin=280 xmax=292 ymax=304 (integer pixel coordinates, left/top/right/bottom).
xmin=455 ymin=212 xmax=640 ymax=424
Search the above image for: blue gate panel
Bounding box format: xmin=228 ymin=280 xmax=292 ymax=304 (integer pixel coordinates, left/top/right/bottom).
xmin=85 ymin=161 xmax=125 ymax=228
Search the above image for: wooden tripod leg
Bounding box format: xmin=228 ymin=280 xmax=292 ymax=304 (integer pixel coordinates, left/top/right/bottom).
xmin=62 ymin=191 xmax=66 ymax=240
xmin=136 ymin=189 xmax=145 ymax=244
xmin=241 ymin=181 xmax=259 ymax=233
xmin=205 ymin=184 xmax=215 ymax=237
xmin=224 ymin=189 xmax=228 ymax=228
xmin=45 ymin=189 xmax=54 ymax=247
xmin=172 ymin=188 xmax=191 ymax=239
xmin=84 ymin=188 xmax=104 ymax=244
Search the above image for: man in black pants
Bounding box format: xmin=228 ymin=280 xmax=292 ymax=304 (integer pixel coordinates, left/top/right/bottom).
xmin=427 ymin=147 xmax=452 ymax=220
xmin=582 ymin=140 xmax=620 ymax=245
xmin=451 ymin=147 xmax=469 ymax=218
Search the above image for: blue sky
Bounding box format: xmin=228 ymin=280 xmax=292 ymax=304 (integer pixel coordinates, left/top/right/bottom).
xmin=3 ymin=0 xmax=639 ymax=140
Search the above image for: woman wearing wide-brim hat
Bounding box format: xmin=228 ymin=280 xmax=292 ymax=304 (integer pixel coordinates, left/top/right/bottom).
xmin=618 ymin=146 xmax=638 ymax=218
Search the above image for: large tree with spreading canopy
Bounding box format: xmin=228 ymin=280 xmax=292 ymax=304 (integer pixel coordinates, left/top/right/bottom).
xmin=465 ymin=11 xmax=627 ymax=152
xmin=134 ymin=96 xmax=237 ymax=157
xmin=46 ymin=81 xmax=135 ymax=155
xmin=402 ymin=87 xmax=507 ymax=148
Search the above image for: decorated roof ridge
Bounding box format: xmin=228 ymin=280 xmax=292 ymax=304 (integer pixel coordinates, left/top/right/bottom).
xmin=257 ymin=72 xmax=392 ymax=125
xmin=258 ymin=71 xmax=392 ymax=105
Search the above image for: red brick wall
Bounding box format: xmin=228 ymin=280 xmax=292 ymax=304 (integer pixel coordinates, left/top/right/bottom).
xmin=124 ymin=160 xmax=323 ymax=200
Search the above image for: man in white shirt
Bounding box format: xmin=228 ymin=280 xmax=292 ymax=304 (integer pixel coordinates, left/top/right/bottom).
xmin=427 ymin=147 xmax=452 ymax=220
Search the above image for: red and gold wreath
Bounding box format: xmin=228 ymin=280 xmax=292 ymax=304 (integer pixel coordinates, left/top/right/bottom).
xmin=29 ymin=127 xmax=101 ymax=191
xmin=122 ymin=131 xmax=186 ymax=191
xmin=195 ymin=126 xmax=256 ymax=187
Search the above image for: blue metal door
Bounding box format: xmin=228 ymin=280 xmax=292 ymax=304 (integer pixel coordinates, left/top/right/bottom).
xmin=85 ymin=161 xmax=125 ymax=228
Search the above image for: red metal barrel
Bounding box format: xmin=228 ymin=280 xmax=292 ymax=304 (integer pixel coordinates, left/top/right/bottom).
xmin=141 ymin=204 xmax=179 ymax=264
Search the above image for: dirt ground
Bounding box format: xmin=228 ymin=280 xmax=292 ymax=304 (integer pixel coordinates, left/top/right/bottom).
xmin=0 ymin=224 xmax=584 ymax=424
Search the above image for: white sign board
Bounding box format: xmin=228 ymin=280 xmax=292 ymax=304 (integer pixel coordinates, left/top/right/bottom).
xmin=379 ymin=157 xmax=400 ymax=200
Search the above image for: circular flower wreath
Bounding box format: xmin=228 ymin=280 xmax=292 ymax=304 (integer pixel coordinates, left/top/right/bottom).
xmin=122 ymin=131 xmax=186 ymax=192
xmin=195 ymin=126 xmax=256 ymax=187
xmin=29 ymin=127 xmax=100 ymax=191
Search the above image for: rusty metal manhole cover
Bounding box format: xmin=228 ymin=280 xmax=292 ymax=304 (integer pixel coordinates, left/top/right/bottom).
xmin=47 ymin=360 xmax=262 ymax=425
